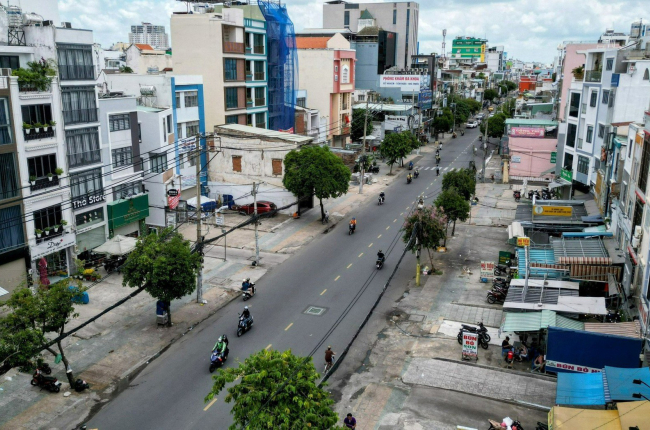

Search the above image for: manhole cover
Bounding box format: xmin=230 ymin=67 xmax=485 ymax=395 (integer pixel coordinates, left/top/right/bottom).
xmin=304 ymin=306 xmax=327 ymax=316
xmin=408 ymin=314 xmax=426 ymax=322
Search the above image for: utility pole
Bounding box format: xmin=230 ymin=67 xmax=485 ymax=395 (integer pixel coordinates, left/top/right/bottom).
xmin=195 ymin=145 xmax=204 ymax=303
xmin=252 ymin=182 xmax=260 ymax=265
xmin=482 ymin=112 xmax=489 ymax=183
xmin=415 ymin=228 xmax=421 ymax=287
xmin=359 ymin=96 xmax=370 ymax=194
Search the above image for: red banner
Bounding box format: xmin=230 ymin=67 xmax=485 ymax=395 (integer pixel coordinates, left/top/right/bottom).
xmin=510 ymin=127 xmax=545 ymax=138
xmin=168 ymin=190 xmax=180 ymax=210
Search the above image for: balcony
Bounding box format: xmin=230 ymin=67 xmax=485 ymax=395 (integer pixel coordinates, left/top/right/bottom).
xmin=63 ymin=108 xmax=98 ymax=125
xmin=585 ymin=70 xmax=602 ymax=83
xmin=255 ymin=98 xmax=265 ymax=107
xmin=68 ymin=149 xmax=101 ymax=169
xmin=30 ymin=175 xmax=60 ymax=192
xmin=342 ymin=103 xmax=348 ymax=110
xmin=58 ymin=65 xmax=95 ymax=81
xmin=341 ymin=126 xmax=350 ymax=135
xmin=253 ymin=45 xmax=264 ymax=55
xmin=18 ymin=82 xmax=52 ymax=93
xmin=24 ymin=128 xmax=56 ymax=141
xmin=223 ymin=42 xmax=245 ymax=54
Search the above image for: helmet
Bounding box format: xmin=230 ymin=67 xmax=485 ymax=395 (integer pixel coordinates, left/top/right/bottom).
xmin=327 ymin=346 xmax=331 ymax=350
xmin=222 ymin=334 xmax=228 ymax=342
xmin=218 ymin=335 xmax=223 ymax=342
xmin=379 ymin=250 xmax=383 ymax=253
xmin=244 ymin=306 xmax=249 ymax=310
xmin=352 ymin=217 xmax=356 ymax=220
xmin=243 ymin=278 xmax=247 ymax=282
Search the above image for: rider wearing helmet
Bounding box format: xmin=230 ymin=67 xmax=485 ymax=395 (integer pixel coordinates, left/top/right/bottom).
xmin=242 ymin=278 xmax=254 ymax=295
xmin=377 ymin=249 xmax=385 ymax=263
xmin=350 ymin=217 xmax=357 ymax=231
xmin=213 ymin=335 xmax=229 ymax=357
xmin=379 ymin=191 xmax=385 ymax=203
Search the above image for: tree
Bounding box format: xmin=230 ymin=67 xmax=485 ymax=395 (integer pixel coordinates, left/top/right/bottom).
xmin=121 ymin=228 xmax=202 ymax=327
xmin=435 ymin=187 xmax=470 ymax=237
xmin=503 ymin=80 xmax=517 ymax=91
xmin=119 ymin=65 xmax=134 ymax=73
xmin=205 ymin=349 xmax=345 ymax=430
xmin=483 ymin=89 xmax=499 ymax=102
xmin=283 ymin=146 xmax=351 ymax=221
xmin=0 ymin=280 xmax=85 ymax=385
xmin=402 ymin=206 xmax=448 ymax=270
xmin=350 ymin=108 xmax=374 ymax=142
xmin=479 ymin=112 xmax=507 ymax=138
xmin=380 ymin=132 xmax=412 ymax=174
xmin=433 ymin=115 xmax=452 ymax=135
xmin=442 ymin=168 xmax=476 ymax=201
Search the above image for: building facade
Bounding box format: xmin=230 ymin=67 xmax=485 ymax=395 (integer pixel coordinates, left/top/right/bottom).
xmin=451 ymin=37 xmax=487 ymax=64
xmin=128 ymin=22 xmax=169 ymax=50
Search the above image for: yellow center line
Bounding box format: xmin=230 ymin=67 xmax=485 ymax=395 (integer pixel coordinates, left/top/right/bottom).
xmin=386 ymin=226 xmax=390 ymax=230
xmin=265 ymin=344 xmax=272 ymax=350
xmin=400 ymin=212 xmax=404 ymax=216
xmin=347 ymin=263 xmax=353 ymax=269
xmin=377 ymin=234 xmax=382 ymax=238
xmin=358 ymin=252 xmax=363 ymax=258
xmin=320 ymin=289 xmax=327 ymax=295
xmin=285 ymin=323 xmax=293 ymax=331
xmin=406 ymin=206 xmax=410 ymax=210
xmin=335 ymin=275 xmax=340 ymax=281
xmin=204 ymin=398 xmax=218 ymax=411
xmin=393 ymin=219 xmax=397 ymax=223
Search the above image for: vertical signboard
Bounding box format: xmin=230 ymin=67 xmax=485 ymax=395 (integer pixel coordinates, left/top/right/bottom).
xmin=462 ymin=332 xmax=479 ymax=361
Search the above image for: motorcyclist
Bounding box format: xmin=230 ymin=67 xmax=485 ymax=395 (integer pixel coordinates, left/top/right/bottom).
xmin=407 ymin=173 xmax=413 ymax=183
xmin=213 ymin=335 xmax=228 ymax=356
xmin=349 ymin=217 xmax=357 ymax=231
xmin=436 ymin=155 xmax=440 ymax=165
xmin=379 ymin=192 xmax=385 ymax=203
xmin=241 ymin=306 xmax=252 ymax=327
xmin=377 ymin=249 xmax=385 ymax=263
xmin=436 ymin=166 xmax=440 ymax=176
xmin=414 ymin=167 xmax=420 ymax=177
xmin=241 ymin=278 xmax=255 ymax=295
xmin=408 ymin=161 xmax=414 ymax=170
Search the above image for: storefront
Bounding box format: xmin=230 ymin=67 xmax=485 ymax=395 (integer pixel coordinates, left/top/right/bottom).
xmin=29 ymin=232 xmax=76 ymax=279
xmin=107 ymin=194 xmax=150 ymax=238
xmin=74 ymin=207 xmax=108 ymax=262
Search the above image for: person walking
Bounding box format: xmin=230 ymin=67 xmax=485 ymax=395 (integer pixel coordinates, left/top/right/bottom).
xmin=344 ymin=413 xmax=357 ymax=429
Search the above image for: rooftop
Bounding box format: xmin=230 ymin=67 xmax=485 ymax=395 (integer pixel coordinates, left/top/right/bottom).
xmin=215 ymin=124 xmax=313 ymax=144
xmin=137 ymin=106 xmax=167 ymax=113
xmin=505 ymin=118 xmax=558 ymax=126
xmin=296 ymin=37 xmax=330 ymax=49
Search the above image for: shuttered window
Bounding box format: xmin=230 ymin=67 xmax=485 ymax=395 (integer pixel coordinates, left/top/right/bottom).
xmin=232 ymin=156 xmax=242 ymax=172
xmin=272 ymin=159 xmax=282 ymax=175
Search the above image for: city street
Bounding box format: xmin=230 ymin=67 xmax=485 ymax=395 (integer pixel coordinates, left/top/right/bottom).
xmin=86 ymin=130 xmax=482 ymax=429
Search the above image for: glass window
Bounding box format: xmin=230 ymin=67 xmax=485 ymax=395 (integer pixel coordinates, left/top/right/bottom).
xmin=27 ymin=154 xmax=57 ymax=178
xmin=393 ymin=9 xmax=397 ymax=25
xmin=0 ymin=153 xmax=19 ymax=201
xmin=606 ymin=58 xmax=614 ymax=71
xmin=590 ymin=90 xmax=598 ymax=107
xmin=33 ymin=204 xmax=62 ymax=233
xmin=296 ymin=97 xmax=306 ymax=108
xmin=0 ymin=205 xmax=25 ymax=252
xmin=253 ymin=34 xmax=264 ymax=54
xmin=598 ymin=124 xmax=605 ymax=138
xmin=109 ymin=113 xmax=130 ymax=132
xmin=563 ymin=153 xmax=574 ymax=171
xmin=57 ymin=44 xmax=94 ymax=80
xmin=151 ymin=153 xmax=168 ymax=173
xmin=569 ymin=93 xmax=580 ymax=117
xmin=226 ymin=115 xmax=239 ymax=124
xmin=70 ymin=168 xmax=103 ymax=199
xmin=225 ymin=59 xmax=238 ymax=81
xmin=639 ymin=135 xmax=650 ymax=194
xmin=577 ymin=155 xmax=590 ymax=175
xmin=0 ymin=55 xmax=19 ymax=70
xmin=602 ymin=90 xmax=609 ymax=105
xmin=76 ymin=207 xmax=104 ymax=228
xmin=342 ymin=66 xmax=350 ymax=84
xmin=225 ymin=87 xmax=239 ymax=109
xmin=586 ymin=125 xmax=594 ymax=143
xmin=112 ymin=147 xmax=132 ymax=167
xmin=167 ymin=114 xmax=172 ymax=134
xmin=255 ymin=112 xmax=265 ymax=127
xmin=184 ymin=91 xmax=198 ymax=107
xmin=66 ymin=127 xmax=101 ymax=168
xmin=21 ymin=104 xmax=53 ymax=126
xmin=113 ymin=181 xmax=142 ymax=200
xmin=175 ymin=92 xmax=181 ymax=108
xmin=566 ymin=123 xmax=577 ymax=148
xmin=344 ymin=11 xmax=350 ymax=26
xmin=0 ymin=98 xmax=13 ymax=145
xmin=61 ymin=86 xmax=97 ymax=124
xmin=186 ymin=120 xmax=199 ymax=137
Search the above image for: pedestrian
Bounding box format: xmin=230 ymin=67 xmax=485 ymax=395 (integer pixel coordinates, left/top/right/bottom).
xmin=436 ymin=166 xmax=440 ymax=176
xmin=344 ymin=413 xmax=357 ymax=429
xmin=501 ymin=336 xmax=512 ymax=357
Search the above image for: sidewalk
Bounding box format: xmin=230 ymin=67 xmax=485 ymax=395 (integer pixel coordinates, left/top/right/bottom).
xmin=0 ymin=140 xmax=442 ymax=430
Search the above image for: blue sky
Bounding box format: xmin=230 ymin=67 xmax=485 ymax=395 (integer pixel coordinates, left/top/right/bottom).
xmin=60 ymin=0 xmax=647 ymax=63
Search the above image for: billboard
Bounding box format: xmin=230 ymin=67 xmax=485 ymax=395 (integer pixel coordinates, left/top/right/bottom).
xmin=385 ymin=115 xmax=419 ymax=132
xmin=510 ymin=127 xmax=545 ymax=138
xmin=419 ymin=90 xmax=433 ymax=109
xmin=380 ymin=75 xmax=421 ymax=91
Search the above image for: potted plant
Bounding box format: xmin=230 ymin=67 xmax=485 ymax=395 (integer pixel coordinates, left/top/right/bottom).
xmin=29 ymin=175 xmax=36 ymax=185
xmin=44 ymin=227 xmax=51 ymax=236
xmin=49 ymin=120 xmax=56 ymax=130
xmin=572 ymin=65 xmax=584 ymax=80
xmin=52 ymin=224 xmax=60 ymax=233
xmin=35 ymin=229 xmax=42 ymax=238
xmin=33 ymin=122 xmax=42 ymax=133
xmin=47 ymin=172 xmax=53 ymax=181
xmin=23 ymin=123 xmax=32 ymax=135
xmin=54 ymin=167 xmax=63 ymax=176
xmin=42 ymin=122 xmax=49 ymax=132
xmin=61 ymin=219 xmax=69 ymax=232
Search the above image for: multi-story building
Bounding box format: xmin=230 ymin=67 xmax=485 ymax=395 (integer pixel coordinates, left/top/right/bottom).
xmin=450 ymin=37 xmax=487 ymax=66
xmin=322 ymin=1 xmax=418 ymax=70
xmin=124 ymin=43 xmax=172 ymax=75
xmin=128 ymin=22 xmax=169 ymax=50
xmin=296 ymin=33 xmax=355 ymax=147
xmin=486 ymin=45 xmax=505 ymax=72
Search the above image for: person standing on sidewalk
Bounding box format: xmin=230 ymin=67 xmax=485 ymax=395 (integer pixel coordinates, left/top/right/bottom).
xmin=344 ymin=413 xmax=357 ymax=429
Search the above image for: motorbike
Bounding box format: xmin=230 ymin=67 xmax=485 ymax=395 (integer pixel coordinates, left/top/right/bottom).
xmin=31 ymin=371 xmax=61 ymax=393
xmin=457 ymin=328 xmax=489 ymax=349
xmin=414 ymin=170 xmax=419 ymax=179
xmin=456 ymin=322 xmax=491 ymax=343
xmin=487 ymin=289 xmax=507 ymax=304
xmin=36 ymin=362 xmax=52 ymax=375
xmin=489 ymin=419 xmax=524 ymax=430
xmin=236 ymin=314 xmax=253 ymax=337
xmin=479 ymin=135 xmax=483 ymax=141
xmin=368 ymin=164 xmax=380 ymax=174
xmin=408 ymin=162 xmax=414 ymax=170
xmin=513 ymin=190 xmax=521 ymax=202
xmin=349 ymin=223 xmax=356 ymax=235
xmin=606 ymin=310 xmax=622 ymax=323
xmin=452 ymin=132 xmax=457 ymax=138
xmin=407 ymin=176 xmax=412 ymax=184
xmin=493 ymin=263 xmax=510 ymax=276
xmin=493 ymin=277 xmax=510 ymax=284
xmin=378 ymin=195 xmax=385 ymax=205
xmin=209 ymin=349 xmax=228 ymax=373
xmin=242 ymin=282 xmax=256 ymax=301
xmin=376 ymin=255 xmax=385 ymax=270
xmin=73 ymin=378 xmax=90 ymax=392
xmin=461 ymin=130 xmax=465 ymax=136
xmin=528 ymin=189 xmax=540 ymax=200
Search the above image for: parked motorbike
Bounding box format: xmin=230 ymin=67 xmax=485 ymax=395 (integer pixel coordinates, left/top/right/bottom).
xmin=493 ymin=276 xmax=510 ymax=285
xmin=489 ymin=419 xmax=524 ymax=430
xmin=209 ymin=349 xmax=228 ymax=373
xmin=493 ymin=263 xmax=510 ymax=276
xmin=479 ymin=135 xmax=483 ymax=141
xmin=73 ymin=378 xmax=90 ymax=392
xmin=452 ymin=132 xmax=457 ymax=138
xmin=349 ymin=223 xmax=356 ymax=235
xmin=242 ymin=282 xmax=256 ymax=301
xmin=31 ymin=371 xmax=61 ymax=393
xmin=36 ymin=362 xmax=52 ymax=375
xmin=457 ymin=328 xmax=489 ymax=349
xmin=368 ymin=164 xmax=380 ymax=174
xmin=513 ymin=190 xmax=521 ymax=202
xmin=487 ymin=289 xmax=507 ymax=304
xmin=527 ymin=189 xmax=540 ymax=200
xmin=236 ymin=314 xmax=253 ymax=337
xmin=456 ymin=322 xmax=491 ymax=343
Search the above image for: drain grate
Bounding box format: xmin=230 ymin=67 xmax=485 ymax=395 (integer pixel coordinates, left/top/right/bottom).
xmin=304 ymin=306 xmax=327 ymax=316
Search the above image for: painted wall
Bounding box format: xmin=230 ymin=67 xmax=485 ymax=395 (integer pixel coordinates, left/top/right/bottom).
xmin=508 ymin=137 xmax=557 ymax=178
xmin=558 ymin=43 xmax=598 ymax=122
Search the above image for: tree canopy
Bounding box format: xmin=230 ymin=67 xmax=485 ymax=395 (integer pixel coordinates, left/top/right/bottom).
xmin=205 ymin=349 xmax=345 ymax=430
xmin=441 ymin=168 xmax=476 ymax=201
xmin=380 ymin=131 xmax=414 ymax=174
xmin=479 ymin=112 xmax=507 ymax=138
xmin=121 ymin=227 xmax=202 ymax=326
xmin=283 ymin=146 xmax=351 ymax=220
xmin=350 ymin=108 xmax=374 ymax=142
xmin=483 ymin=89 xmax=499 ymax=102
xmin=435 ymin=187 xmax=471 ymax=237
xmin=502 ymin=80 xmax=517 ymax=91
xmin=402 ymin=206 xmax=448 ymax=268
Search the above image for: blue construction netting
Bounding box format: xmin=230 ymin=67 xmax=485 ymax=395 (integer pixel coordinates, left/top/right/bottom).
xmin=257 ymin=0 xmax=297 ymax=132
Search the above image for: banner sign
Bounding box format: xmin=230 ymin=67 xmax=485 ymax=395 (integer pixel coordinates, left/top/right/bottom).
xmin=419 ymin=89 xmax=433 ymax=109
xmin=178 ymin=136 xmax=197 ymax=154
xmin=480 ymin=261 xmax=495 ymax=278
xmin=379 ymin=75 xmax=421 ymax=91
xmin=546 ymin=360 xmax=602 ymax=373
xmin=168 ymin=188 xmax=180 ymax=210
xmin=560 ymin=168 xmax=573 ymax=182
xmin=385 ymin=115 xmax=419 ymax=131
xmin=550 ymin=152 xmax=557 ymax=163
xmin=517 ymin=237 xmax=531 ymax=247
xmin=511 ymin=127 xmax=545 ymax=138
xmin=533 ymin=205 xmax=572 ymax=217
xmin=462 ymin=332 xmax=479 ymax=360
xmin=31 ymin=233 xmax=77 ymax=261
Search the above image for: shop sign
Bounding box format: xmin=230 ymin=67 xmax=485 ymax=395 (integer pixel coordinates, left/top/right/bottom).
xmin=545 ymin=360 xmax=602 ymax=373
xmin=178 ymin=136 xmax=197 ymax=154
xmin=419 ymin=90 xmax=433 ymax=109
xmin=461 ymin=332 xmax=478 ymax=360
xmin=517 ymin=237 xmax=531 ymax=247
xmin=107 ymin=194 xmax=150 ymax=231
xmin=499 ymin=251 xmax=512 ymax=264
xmin=31 ymin=233 xmax=76 ymax=261
xmin=560 ymin=168 xmax=573 ymax=182
xmin=480 ymin=261 xmax=495 ymax=278
xmin=379 ymin=74 xmax=421 ymax=91
xmin=533 ymin=205 xmax=573 ymax=216
xmin=510 ymin=126 xmax=545 ymax=138
xmin=385 ymin=115 xmax=419 ymax=131
xmin=550 ymin=152 xmax=557 ymax=163
xmin=511 ymin=156 xmax=521 ymax=163
xmin=167 ymin=189 xmax=179 ymax=197
xmin=168 ymin=189 xmax=180 ymax=210
xmin=72 ymin=191 xmax=105 ymax=210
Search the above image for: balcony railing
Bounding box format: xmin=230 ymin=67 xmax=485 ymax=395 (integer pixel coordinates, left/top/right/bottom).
xmin=63 ymin=108 xmax=98 ymax=125
xmin=254 ymin=72 xmax=265 ymax=80
xmin=223 ymin=41 xmax=245 ymax=54
xmin=585 ymin=70 xmax=602 ymax=83
xmin=30 ymin=175 xmax=60 ymax=192
xmin=255 ymin=98 xmax=265 ymax=107
xmin=18 ymin=82 xmax=51 ymax=93
xmin=58 ymin=65 xmax=95 ymax=81
xmin=246 ymin=99 xmax=253 ymax=106
xmin=253 ymin=45 xmax=265 ymax=54
xmin=24 ymin=128 xmax=56 ymax=141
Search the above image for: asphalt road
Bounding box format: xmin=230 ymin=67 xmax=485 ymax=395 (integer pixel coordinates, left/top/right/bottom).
xmin=86 ymin=130 xmax=482 ymax=429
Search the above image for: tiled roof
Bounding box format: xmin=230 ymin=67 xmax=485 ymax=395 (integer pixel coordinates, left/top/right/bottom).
xmin=296 ymin=37 xmax=330 ymax=49
xmin=135 ymin=44 xmax=154 ymax=51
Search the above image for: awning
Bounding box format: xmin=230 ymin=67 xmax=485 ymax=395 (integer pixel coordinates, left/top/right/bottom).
xmin=501 ymin=310 xmax=584 ymax=332
xmin=508 ymin=221 xmax=524 ymax=239
xmin=584 ymin=321 xmax=642 ymax=339
xmin=552 ymin=237 xmax=612 ymax=265
xmin=556 ymin=373 xmax=606 ymax=406
xmin=549 ymin=178 xmax=572 ymax=189
xmin=604 ymin=367 xmax=650 ymax=401
xmin=549 ymin=407 xmax=621 ymax=430
xmin=617 ymin=401 xmax=650 ymax=429
xmin=93 ymin=235 xmax=138 ymax=256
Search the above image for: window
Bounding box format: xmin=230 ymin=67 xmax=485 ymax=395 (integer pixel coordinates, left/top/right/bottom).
xmin=577 ymin=155 xmax=590 ymax=175
xmin=175 ymin=92 xmax=181 ymax=108
xmin=342 ymin=66 xmax=350 ymax=84
xmin=61 ymin=86 xmax=97 ymax=124
xmin=563 ymin=153 xmax=574 ymax=171
xmin=253 ymin=33 xmax=264 ymax=54
xmin=253 ymin=61 xmax=265 ymax=80
xmin=602 ymin=90 xmax=609 ymax=105
xmin=569 ymin=93 xmax=580 ymax=117
xmin=226 ymin=115 xmax=239 ymax=124
xmin=112 ymin=147 xmax=132 ymax=167
xmin=76 ymin=207 xmax=104 ymax=228
xmin=393 ymin=9 xmax=397 ymax=25
xmin=598 ymin=124 xmax=605 ymax=138
xmin=109 ymin=113 xmax=130 ymax=132
xmin=254 ymin=87 xmax=265 ymax=106
xmin=638 ymin=135 xmax=650 ymax=194
xmin=150 ymin=153 xmax=168 ymax=173
xmin=113 ymin=181 xmax=142 ymax=200
xmin=232 ymin=155 xmax=242 ymax=172
xmin=66 ymin=127 xmax=101 ymax=168
xmin=590 ymin=90 xmax=598 ymax=107
xmin=0 ymin=153 xmax=19 ymax=201
xmin=255 ymin=112 xmax=265 ymax=127
xmin=33 ymin=205 xmax=62 ymax=233
xmin=608 ymin=91 xmax=615 ymax=107
xmin=586 ymin=125 xmax=594 ymax=143
xmin=0 ymin=98 xmax=13 ymax=145
xmin=27 ymin=154 xmax=57 ymax=179
xmin=177 ymin=124 xmax=183 ymax=139
xmin=186 ymin=120 xmax=199 ymax=137
xmin=184 ymin=91 xmax=198 ymax=107
xmin=606 ymin=58 xmax=614 ymax=71
xmin=566 ymin=123 xmax=577 ymax=148
xmin=344 ymin=11 xmax=350 ymax=26
xmin=0 ymin=55 xmax=19 ymax=70
xmin=296 ymin=97 xmax=306 ymax=108
xmin=21 ymin=104 xmax=52 ymax=126
xmin=225 ymin=59 xmax=238 ymax=81
xmin=225 ymin=87 xmax=239 ymax=109
xmin=70 ymin=168 xmax=103 ymax=200
xmin=167 ymin=114 xmax=172 ymax=134
xmin=272 ymin=159 xmax=282 ymax=175
xmin=0 ymin=205 xmax=25 ymax=252
xmin=57 ymin=44 xmax=94 ymax=80
xmin=335 ymin=75 xmax=339 ymax=82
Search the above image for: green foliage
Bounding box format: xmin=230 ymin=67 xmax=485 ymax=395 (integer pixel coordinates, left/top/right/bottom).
xmin=499 ymin=98 xmax=516 ymax=118
xmin=121 ymin=227 xmax=202 ymax=325
xmin=379 ymin=131 xmax=413 ymax=174
xmin=483 ymin=89 xmax=499 ymax=101
xmin=502 ymin=80 xmax=517 ymax=91
xmin=402 ymin=206 xmax=448 ymax=252
xmin=442 ymin=168 xmax=476 ymax=201
xmin=12 ymin=58 xmax=57 ymax=92
xmin=435 ymin=187 xmax=471 ymax=236
xmin=283 ymin=146 xmax=351 ymax=219
xmin=205 ymin=349 xmax=345 ymax=430
xmin=479 ymin=112 xmax=507 ymax=138
xmin=119 ymin=66 xmax=134 ymax=73
xmin=433 ymin=115 xmax=452 ymax=134
xmin=350 ymin=108 xmax=374 ymax=142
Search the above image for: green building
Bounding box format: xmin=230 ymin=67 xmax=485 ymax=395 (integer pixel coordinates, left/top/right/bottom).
xmin=451 ymin=37 xmax=487 ymax=62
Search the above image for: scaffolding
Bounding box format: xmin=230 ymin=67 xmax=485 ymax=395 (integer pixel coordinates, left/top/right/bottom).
xmin=257 ymin=0 xmax=297 ymax=132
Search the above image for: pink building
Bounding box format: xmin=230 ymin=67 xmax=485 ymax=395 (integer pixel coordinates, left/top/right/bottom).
xmin=509 ymin=137 xmax=557 ymax=179
xmin=557 ymin=42 xmax=598 ymax=121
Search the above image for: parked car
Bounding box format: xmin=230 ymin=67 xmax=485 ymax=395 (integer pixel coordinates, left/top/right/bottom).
xmin=465 ymin=121 xmax=478 ymax=128
xmin=233 ymin=201 xmax=278 ymax=216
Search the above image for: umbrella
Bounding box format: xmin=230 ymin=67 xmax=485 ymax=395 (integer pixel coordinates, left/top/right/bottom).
xmin=93 ymin=235 xmax=137 ymax=257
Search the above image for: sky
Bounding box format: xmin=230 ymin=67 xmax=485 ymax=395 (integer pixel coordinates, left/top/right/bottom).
xmin=59 ymin=0 xmax=648 ymax=63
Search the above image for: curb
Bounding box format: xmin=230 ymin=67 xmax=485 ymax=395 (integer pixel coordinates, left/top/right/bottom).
xmin=431 ymin=356 xmax=557 ymax=383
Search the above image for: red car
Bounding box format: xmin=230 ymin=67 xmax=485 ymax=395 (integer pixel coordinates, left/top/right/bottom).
xmin=234 ymin=201 xmax=277 ymax=215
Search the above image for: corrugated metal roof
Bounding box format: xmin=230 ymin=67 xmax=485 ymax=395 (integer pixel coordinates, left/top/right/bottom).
xmin=552 ymin=237 xmax=610 ymax=263
xmin=505 ymin=285 xmax=579 ymax=304
xmin=583 ymin=321 xmax=642 ymax=339
xmin=556 ymin=373 xmax=606 ymax=406
xmin=215 ymin=124 xmax=314 ymax=144
xmin=502 ymin=310 xmax=584 ymax=332
xmin=516 ymin=248 xmax=564 ymax=278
